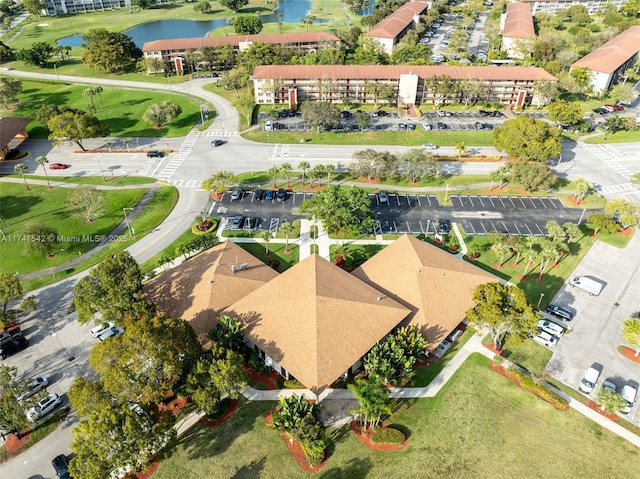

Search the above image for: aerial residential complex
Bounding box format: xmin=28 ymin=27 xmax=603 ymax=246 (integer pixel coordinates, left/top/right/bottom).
xmin=520 ymin=0 xmax=627 ymax=14
xmin=501 ymin=2 xmax=536 ymax=59
xmin=43 ymin=0 xmax=131 ymax=16
xmin=366 ymin=0 xmax=431 ymax=54
xmin=251 ymin=64 xmax=557 ymax=108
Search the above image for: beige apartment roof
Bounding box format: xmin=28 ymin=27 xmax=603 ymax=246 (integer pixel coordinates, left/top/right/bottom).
xmin=224 ymin=255 xmax=410 ymax=392
xmin=503 ymin=2 xmax=535 ymax=39
xmin=142 ymin=31 xmax=340 ymax=53
xmin=352 ymin=235 xmax=496 ymax=348
xmin=0 ymin=117 xmax=30 ymax=150
xmin=251 ymin=64 xmax=557 ymax=81
xmin=572 ymin=25 xmax=640 ymax=74
xmin=367 ymin=1 xmax=430 ymax=39
xmin=143 ymin=241 xmax=278 ymax=344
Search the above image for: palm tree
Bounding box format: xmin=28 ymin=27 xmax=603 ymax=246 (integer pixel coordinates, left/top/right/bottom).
xmin=545 ymin=220 xmax=564 ymax=242
xmin=14 ymin=164 xmax=30 ymax=191
xmin=298 ymin=161 xmax=310 ymax=186
xmin=259 ymin=230 xmax=273 ymax=255
xmin=492 ymin=242 xmax=511 ymax=267
xmin=123 ymin=139 xmax=131 ymax=152
xmin=201 ymin=170 xmax=236 ymax=197
xmin=299 ymin=15 xmax=316 ymax=32
xmin=268 ymin=165 xmax=280 ymax=188
xmin=208 ymin=315 xmax=244 ymax=352
xmin=277 ymin=12 xmax=283 ymax=33
xmin=310 ymin=164 xmax=326 ymax=187
xmin=454 ymin=141 xmax=467 ymax=159
xmin=571 ymin=178 xmax=593 ymax=203
xmin=83 ymin=88 xmax=95 ymax=110
xmin=521 ymin=248 xmax=538 ymax=278
xmin=105 ymin=141 xmax=113 ymax=152
xmin=93 ymin=86 xmax=104 ymax=110
xmin=334 ymin=242 xmax=353 ymax=268
xmin=348 ymin=375 xmax=391 ymax=429
xmin=510 ymin=238 xmax=526 ymax=266
xmin=279 ymin=221 xmax=295 ymax=252
xmin=279 ymin=163 xmax=292 ymax=188
xmin=537 ymin=240 xmax=557 ymax=280
xmin=35 ymin=155 xmax=52 ymax=189
xmin=596 ymin=388 xmax=627 ymax=413
xmin=562 ymin=222 xmax=581 ymax=244
xmin=325 ymin=164 xmax=336 ymax=184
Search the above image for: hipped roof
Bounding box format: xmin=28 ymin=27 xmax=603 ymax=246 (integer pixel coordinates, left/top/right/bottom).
xmin=224 ymin=255 xmax=410 ymax=392
xmin=367 ymin=1 xmax=429 ymax=39
xmin=352 ymin=235 xmax=496 ymax=349
xmin=503 ymin=2 xmax=535 ymax=39
xmin=572 ymin=25 xmax=640 ymax=74
xmin=143 ymin=241 xmax=278 ymax=344
xmin=0 ymin=117 xmax=30 ymax=150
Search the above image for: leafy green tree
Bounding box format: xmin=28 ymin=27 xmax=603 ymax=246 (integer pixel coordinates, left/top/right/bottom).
xmin=545 ymin=220 xmax=564 ymax=242
xmin=0 ymin=273 xmax=22 ymax=328
xmin=47 ymin=110 xmax=110 ymax=152
xmin=0 ymin=78 xmax=21 ymax=109
xmin=0 ymin=40 xmax=12 ymax=61
xmin=13 ymin=164 xmax=30 ymax=191
xmin=465 ymin=282 xmax=537 ymax=350
xmin=232 ymin=15 xmax=263 ymax=35
xmin=569 ymin=66 xmax=592 ymax=94
xmin=301 ymin=101 xmax=341 ymax=133
xmin=605 ymin=199 xmax=639 ymax=230
xmin=571 ymin=178 xmax=593 ymax=202
xmin=348 ymin=37 xmax=389 ymax=65
xmin=22 ymin=221 xmax=57 ymax=257
xmin=548 ymin=99 xmax=583 ymax=125
xmin=218 ymin=68 xmax=249 ymax=97
xmin=596 ymin=388 xmax=627 ymax=413
xmin=236 ymin=89 xmax=255 ymax=125
xmin=0 ymin=365 xmax=39 ymax=439
xmin=73 ymin=251 xmax=144 ymax=325
xmin=391 ymin=42 xmax=431 ymax=65
xmin=356 ymin=111 xmax=370 ymax=130
xmin=201 ymin=170 xmax=236 ymax=196
xmin=494 ymin=116 xmax=562 ymax=162
xmin=458 ymin=79 xmax=486 ymax=108
xmin=67 ymin=185 xmax=106 ymax=223
xmin=236 ymin=42 xmax=292 ymax=71
xmin=89 ymin=315 xmax=201 ymax=405
xmin=349 ymin=149 xmax=398 ymax=181
xmin=623 ymin=318 xmax=640 ymax=357
xmin=80 ymin=29 xmax=141 ymax=72
xmin=400 ymin=149 xmax=439 ymax=183
xmin=298 ymin=161 xmax=310 ymax=185
xmin=140 ymin=56 xmax=166 ymax=75
xmin=208 ymin=315 xmax=245 ymax=353
xmin=142 ymin=100 xmax=182 ymax=127
xmin=363 ymin=326 xmax=426 ymax=385
xmin=279 ymin=221 xmax=295 ymax=252
xmin=300 ymin=185 xmax=374 ymax=235
xmin=22 ymin=0 xmax=44 ymax=15
xmin=186 ymin=343 xmax=248 ymax=417
xmin=425 ymin=75 xmax=456 ymax=108
xmin=16 ymin=41 xmax=54 ymax=68
xmin=348 ymin=375 xmax=391 ymax=429
xmin=509 ymin=161 xmax=555 ymax=192
xmin=364 ymin=80 xmax=395 ymax=107
xmin=562 ymin=222 xmax=581 ymax=243
xmin=193 ymin=0 xmax=211 ymax=13
xmin=587 ymin=212 xmax=619 ymax=235
xmin=220 ymin=0 xmax=248 ymax=11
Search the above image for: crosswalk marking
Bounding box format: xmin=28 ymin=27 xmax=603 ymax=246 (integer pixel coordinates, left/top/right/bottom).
xmin=165 ymin=179 xmax=203 ymax=188
xmin=155 ymin=131 xmax=200 ymax=181
xmin=595 ymin=183 xmax=636 ymax=194
xmin=201 ymin=130 xmax=238 ymax=137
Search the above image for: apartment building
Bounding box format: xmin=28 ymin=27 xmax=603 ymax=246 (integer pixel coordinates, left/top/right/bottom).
xmin=501 ymin=2 xmax=536 ymax=59
xmin=44 ymin=0 xmax=131 ymax=16
xmin=366 ymin=1 xmax=431 ymax=55
xmin=520 ymin=0 xmax=626 ymax=15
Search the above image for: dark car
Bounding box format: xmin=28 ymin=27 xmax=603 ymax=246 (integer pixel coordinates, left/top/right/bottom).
xmin=407 ymin=123 xmax=416 ymax=130
xmin=279 ymin=110 xmax=289 ymax=118
xmin=49 ymin=163 xmax=70 ymax=170
xmin=211 ymin=139 xmax=224 ymax=147
xmin=264 ymin=189 xmax=274 ymax=201
xmin=398 ymin=123 xmax=407 ymax=130
xmin=438 ymin=219 xmax=451 ymax=235
xmin=437 ymin=122 xmax=447 ymax=130
xmin=276 ymin=187 xmax=286 ymax=202
xmin=0 ymin=334 xmax=28 ymax=360
xmin=254 ymin=188 xmax=264 ymax=201
xmin=546 ymin=304 xmax=575 ymax=321
xmin=340 ymin=110 xmax=351 ymax=118
xmin=479 ymin=109 xmax=490 ymax=116
xmin=482 ymin=123 xmax=493 ymax=130
xmin=146 ymin=150 xmax=164 ymax=158
xmin=52 ymin=454 xmax=71 ymax=479
xmin=475 ymin=121 xmax=484 ymax=130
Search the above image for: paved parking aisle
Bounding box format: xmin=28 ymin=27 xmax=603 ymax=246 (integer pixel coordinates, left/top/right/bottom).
xmin=450 ymin=195 xmax=563 ymax=210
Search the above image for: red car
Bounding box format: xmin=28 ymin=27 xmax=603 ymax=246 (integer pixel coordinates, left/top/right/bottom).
xmin=49 ymin=163 xmax=69 ymax=170
xmin=604 ymin=104 xmax=624 ymax=111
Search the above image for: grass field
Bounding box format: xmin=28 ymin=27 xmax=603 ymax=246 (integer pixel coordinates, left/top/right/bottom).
xmin=0 ymin=79 xmax=201 ymax=138
xmin=236 ymin=242 xmax=299 ymax=272
xmin=149 ymin=353 xmax=639 ymax=479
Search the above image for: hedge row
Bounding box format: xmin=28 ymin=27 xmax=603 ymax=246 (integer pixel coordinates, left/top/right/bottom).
xmin=508 ymin=367 xmax=569 ymax=409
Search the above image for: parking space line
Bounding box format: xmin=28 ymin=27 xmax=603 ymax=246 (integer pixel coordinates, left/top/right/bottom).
xmin=488 ymin=196 xmax=495 ymax=207
xmin=490 ymin=221 xmax=498 ymax=233
xmin=518 ymin=197 xmax=527 ymax=208
xmin=481 ymin=222 xmax=488 ymax=235
xmin=513 ymin=223 xmax=522 ymax=235
xmin=508 ymin=197 xmax=517 ymax=208
xmin=534 ymin=224 xmax=545 ymax=236
xmin=477 ymin=196 xmax=485 ymax=207
xmin=392 ymin=221 xmax=398 ymax=233
xmin=501 ymin=221 xmax=509 ymax=234
xmin=395 ymin=195 xmax=401 ymax=206
xmin=528 ymin=197 xmax=537 ymax=208
xmin=524 ymin=224 xmax=534 ymax=236
xmin=498 ymin=196 xmax=506 ymax=208
xmin=467 ymin=221 xmax=477 ymax=235
xmin=406 ymin=221 xmax=412 ymax=233
xmin=550 ymin=198 xmax=560 ymax=209
xmin=469 ymin=196 xmax=476 ymax=207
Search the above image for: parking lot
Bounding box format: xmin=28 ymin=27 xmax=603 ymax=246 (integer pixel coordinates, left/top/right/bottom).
xmin=217 ymin=189 xmax=595 ymax=238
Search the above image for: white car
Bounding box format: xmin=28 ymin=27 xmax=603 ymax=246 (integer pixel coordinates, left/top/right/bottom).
xmin=17 ymin=376 xmax=49 ymax=401
xmin=90 ymin=321 xmax=115 ymax=338
xmin=537 ymin=319 xmax=564 ymax=338
xmin=98 ymin=326 xmax=125 ymax=341
xmin=26 ymin=393 xmax=61 ymax=422
xmin=621 ymin=384 xmax=637 ymax=414
xmin=422 ymin=123 xmax=432 ymax=130
xmin=532 ymin=331 xmax=558 ymax=348
xmin=422 ymin=143 xmax=438 ymax=150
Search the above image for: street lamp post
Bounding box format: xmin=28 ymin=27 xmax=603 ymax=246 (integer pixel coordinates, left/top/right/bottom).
xmin=96 ymin=155 xmax=106 ymax=183
xmin=53 ymin=62 xmax=60 ymax=81
xmin=123 ymin=208 xmax=134 ymax=236
xmin=199 ymin=105 xmax=206 ymax=124
xmin=444 ymin=183 xmax=450 ymax=204
xmin=537 ymin=293 xmax=544 ymax=309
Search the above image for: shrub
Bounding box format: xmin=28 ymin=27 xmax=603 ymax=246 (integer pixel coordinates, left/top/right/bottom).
xmin=301 ymin=438 xmax=326 ymax=466
xmin=508 ymin=367 xmax=568 ymax=408
xmin=370 ymin=426 xmax=405 ymax=445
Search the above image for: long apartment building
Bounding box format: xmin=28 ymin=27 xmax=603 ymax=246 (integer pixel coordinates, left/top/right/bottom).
xmin=366 ymin=1 xmax=431 ymax=55
xmin=501 ymin=2 xmax=536 ymax=59
xmin=251 ymin=64 xmax=557 ymax=108
xmin=44 ymin=0 xmax=131 ymax=15
xmin=142 ymin=32 xmax=341 ymax=74
xmin=519 ymin=0 xmax=626 ymax=14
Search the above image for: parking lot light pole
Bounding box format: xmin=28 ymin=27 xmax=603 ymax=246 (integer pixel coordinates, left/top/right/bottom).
xmin=96 ymin=155 xmax=106 ymax=183
xmin=444 ymin=183 xmax=450 ymax=204
xmin=123 ymin=208 xmax=134 ymax=236
xmin=537 ymin=293 xmax=544 ymax=309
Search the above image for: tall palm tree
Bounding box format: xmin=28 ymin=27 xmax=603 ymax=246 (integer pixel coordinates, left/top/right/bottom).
xmin=521 ymin=248 xmax=538 ymax=277
xmin=298 ymin=161 xmax=310 ymax=185
xmin=35 ymin=155 xmax=52 ymax=189
xmin=259 ymin=230 xmax=273 ymax=255
xmin=14 ymin=164 xmax=30 ymax=191
xmin=325 ymin=164 xmax=336 ymax=184
xmin=83 ymin=88 xmax=95 ymax=110
xmin=279 ymin=163 xmax=292 ymax=187
xmin=123 ymin=139 xmax=131 ymax=152
xmin=562 ymin=222 xmax=581 ymax=244
xmin=348 ymin=376 xmax=391 ymax=429
xmin=268 ymin=165 xmax=280 ymax=188
xmin=572 ymin=178 xmax=593 ymax=202
xmin=279 ymin=221 xmax=295 ymax=252
xmin=93 ymin=86 xmax=104 ymax=110
xmin=454 ymin=141 xmax=467 ymax=159
xmin=537 ymin=239 xmax=557 ymax=280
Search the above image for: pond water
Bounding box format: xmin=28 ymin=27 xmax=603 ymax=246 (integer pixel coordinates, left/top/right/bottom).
xmin=58 ymin=0 xmax=325 ymax=47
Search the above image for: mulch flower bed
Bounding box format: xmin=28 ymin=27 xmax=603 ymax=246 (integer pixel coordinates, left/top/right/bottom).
xmin=245 ymin=365 xmax=281 ymax=390
xmin=489 ymin=362 xmax=569 ymax=411
xmin=124 ymin=462 xmax=160 ymax=479
xmin=568 ymin=196 xmax=584 ymax=206
xmin=586 ymin=401 xmax=620 ymax=422
xmin=199 ymin=399 xmax=239 ymax=427
xmin=3 ymin=428 xmax=32 ymax=455
xmin=349 ymin=421 xmax=409 ymax=451
xmin=619 ymin=228 xmax=632 ymax=236
xmin=486 ymin=344 xmax=504 ymax=356
xmin=158 ymin=393 xmax=192 ymax=416
xmin=618 ymin=345 xmax=640 ymax=364
xmin=264 ymin=412 xmax=329 ymax=473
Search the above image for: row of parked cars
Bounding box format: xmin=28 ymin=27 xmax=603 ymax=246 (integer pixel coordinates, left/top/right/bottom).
xmin=579 ymin=366 xmax=637 ymax=415
xmin=230 ymin=187 xmax=287 ymax=203
xmin=592 ymin=103 xmax=626 ymax=115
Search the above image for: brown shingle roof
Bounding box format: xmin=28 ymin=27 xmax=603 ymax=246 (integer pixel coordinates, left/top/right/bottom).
xmin=224 ymin=255 xmax=411 ymax=392
xmin=0 ymin=117 xmax=30 ymax=150
xmin=352 ymin=235 xmax=496 ymax=349
xmin=502 ymin=2 xmax=535 ymax=39
xmin=142 ymin=31 xmax=340 ymax=53
xmin=143 ymin=241 xmax=278 ymax=345
xmin=367 ymin=1 xmax=430 ymax=39
xmin=251 ymin=64 xmax=557 ymax=81
xmin=572 ymin=25 xmax=640 ymax=74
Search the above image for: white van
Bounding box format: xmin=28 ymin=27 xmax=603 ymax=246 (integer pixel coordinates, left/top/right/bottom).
xmin=579 ymin=367 xmax=600 ymax=394
xmin=569 ymin=276 xmax=603 ymax=296
xmin=620 ymin=384 xmax=637 ymax=414
xmin=265 ymin=120 xmax=273 ymax=131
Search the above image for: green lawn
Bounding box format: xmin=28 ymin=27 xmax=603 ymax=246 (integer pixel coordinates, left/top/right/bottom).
xmin=236 ymin=242 xmax=299 ymax=272
xmin=328 ymin=243 xmax=386 ymax=270
xmin=0 ymin=79 xmax=200 ymax=138
xmin=150 ymin=354 xmax=638 ymax=479
xmin=584 ymin=129 xmax=640 ymax=144
xmin=13 ymin=175 xmax=157 ymax=186
xmin=482 ymin=334 xmax=553 ymax=377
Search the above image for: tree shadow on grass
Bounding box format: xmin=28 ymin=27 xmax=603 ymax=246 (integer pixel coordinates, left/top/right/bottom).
xmin=231 ymin=456 xmax=267 ymax=479
xmin=321 ymin=457 xmax=373 ymax=479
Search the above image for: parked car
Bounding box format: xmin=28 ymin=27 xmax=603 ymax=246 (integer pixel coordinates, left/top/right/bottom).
xmin=601 ymin=379 xmax=617 ymax=394
xmin=475 ymin=121 xmax=484 ymax=130
xmin=52 ymin=454 xmax=72 ymax=479
xmin=211 ymin=139 xmax=224 ymax=147
xmin=438 ymin=219 xmax=451 ymax=235
xmin=98 ymin=326 xmax=125 ymax=342
xmin=49 ymin=163 xmax=70 ymax=170
xmin=422 ymin=122 xmax=432 ymax=130
xmin=569 ymin=276 xmax=603 ymax=296
xmin=276 ymin=187 xmax=286 ymax=201
xmin=0 ymin=335 xmax=28 ymax=359
xmin=422 ymin=143 xmax=438 ymax=149
xmin=17 ymin=376 xmax=49 ymax=401
xmin=537 ymin=319 xmax=564 ymax=338
xmin=437 ymin=122 xmax=447 ymax=130
xmin=407 ymin=123 xmax=416 ymax=130
xmin=621 ymin=384 xmax=637 ymax=414
xmin=264 ymin=189 xmax=274 ymax=201
xmin=146 ymin=150 xmax=164 ymax=158
xmin=90 ymin=321 xmax=115 ymax=338
xmin=579 ymin=366 xmax=600 ymax=394
xmin=532 ymin=330 xmax=558 ymax=348
xmin=604 ymin=104 xmax=624 ymax=111
xmin=231 ymin=215 xmax=244 ymax=229
xmin=265 ymin=120 xmax=273 ymax=131
xmin=230 ymin=187 xmax=243 ymax=200
xmin=254 ymin=188 xmax=264 ymax=201
xmin=398 ymin=123 xmax=407 ymax=130
xmin=27 ymin=393 xmax=62 ymax=422
xmin=379 ymin=191 xmax=389 ymax=204
xmin=545 ymin=304 xmax=575 ymax=321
